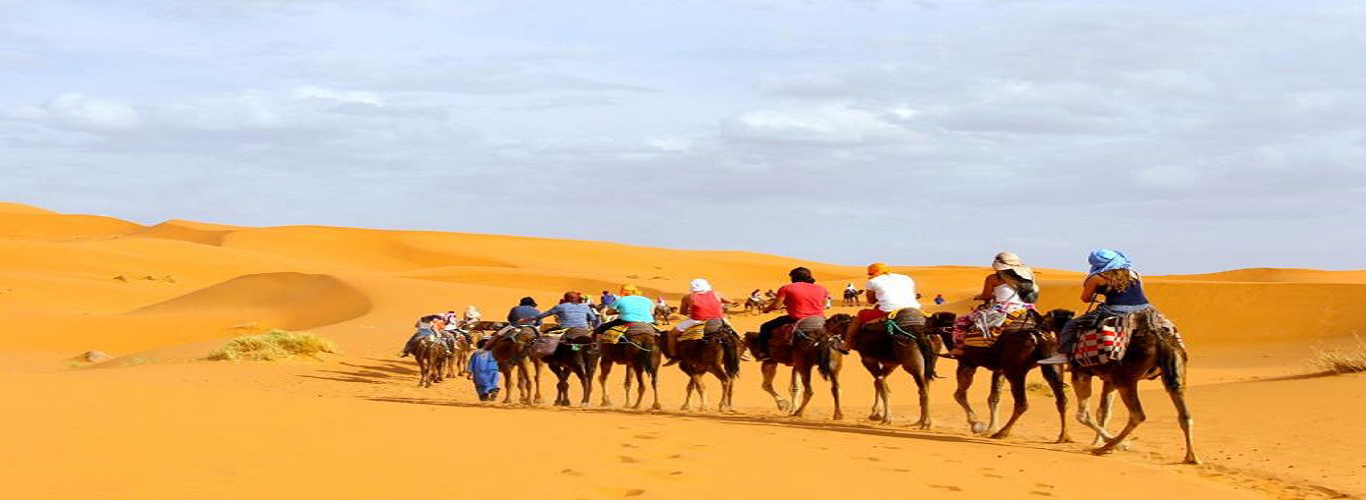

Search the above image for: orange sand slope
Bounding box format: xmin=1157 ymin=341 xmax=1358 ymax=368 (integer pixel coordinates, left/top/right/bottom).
xmin=2 ymin=202 xmax=1363 ymax=499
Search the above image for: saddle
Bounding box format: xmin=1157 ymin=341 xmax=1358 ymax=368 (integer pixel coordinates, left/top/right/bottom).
xmin=598 ymin=322 xmax=656 ymax=345
xmin=679 ymin=320 xmax=730 ymax=342
xmin=1071 ymin=308 xmax=1180 ymax=366
xmin=773 ymin=316 xmax=826 ymax=348
xmin=530 ymin=335 xmax=561 ymax=359
xmin=956 ymin=308 xmax=1038 ymax=348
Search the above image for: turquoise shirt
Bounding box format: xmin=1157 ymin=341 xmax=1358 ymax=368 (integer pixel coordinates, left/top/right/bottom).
xmin=612 ymin=295 xmax=655 ymax=323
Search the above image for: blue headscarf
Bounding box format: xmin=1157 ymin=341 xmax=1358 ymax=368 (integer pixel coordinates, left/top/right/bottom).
xmin=1088 ymin=248 xmax=1131 ymax=276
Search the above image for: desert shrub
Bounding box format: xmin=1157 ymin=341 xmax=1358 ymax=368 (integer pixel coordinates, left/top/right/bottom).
xmin=1310 ymin=334 xmax=1366 ymax=375
xmin=208 ymin=330 xmax=337 ymax=361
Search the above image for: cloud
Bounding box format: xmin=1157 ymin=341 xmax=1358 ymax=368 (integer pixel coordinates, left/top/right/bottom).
xmin=9 ymin=93 xmax=143 ymax=131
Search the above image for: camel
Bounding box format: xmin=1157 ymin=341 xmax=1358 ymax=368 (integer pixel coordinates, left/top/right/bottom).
xmin=1044 ymin=308 xmax=1201 ymax=464
xmin=537 ymin=328 xmax=599 ymax=407
xmin=596 ymin=322 xmax=663 ymax=410
xmin=934 ymin=310 xmax=1070 ymax=442
xmin=411 ymin=335 xmax=448 ymax=388
xmin=742 ymin=296 xmax=765 ymax=315
xmin=488 ymin=325 xmax=543 ymax=405
xmin=654 ymin=304 xmax=678 ymax=325
xmin=842 ymin=288 xmax=862 ymax=306
xmin=828 ymin=312 xmax=943 ymax=428
xmin=744 ymin=316 xmax=844 ymax=420
xmin=674 ymin=320 xmax=742 ymax=412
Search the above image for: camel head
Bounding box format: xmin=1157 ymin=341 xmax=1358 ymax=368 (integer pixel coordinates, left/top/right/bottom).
xmin=1042 ymin=309 xmax=1076 ymax=333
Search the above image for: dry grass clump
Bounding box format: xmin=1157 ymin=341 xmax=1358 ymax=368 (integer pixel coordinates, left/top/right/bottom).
xmin=208 ymin=330 xmax=337 ymax=361
xmin=1310 ymin=334 xmax=1366 ymax=375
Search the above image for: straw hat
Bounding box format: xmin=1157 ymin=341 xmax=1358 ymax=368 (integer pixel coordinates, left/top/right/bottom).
xmin=992 ymin=252 xmax=1035 ymax=281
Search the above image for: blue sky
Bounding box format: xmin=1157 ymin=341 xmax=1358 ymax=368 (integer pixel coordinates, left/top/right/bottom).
xmin=2 ymin=0 xmax=1364 ymax=273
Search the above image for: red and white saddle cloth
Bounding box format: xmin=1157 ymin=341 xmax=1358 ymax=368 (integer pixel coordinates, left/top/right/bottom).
xmin=1071 ymin=308 xmax=1181 ymax=367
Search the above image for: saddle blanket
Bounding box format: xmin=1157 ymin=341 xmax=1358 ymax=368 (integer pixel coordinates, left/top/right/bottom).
xmin=1072 ymin=323 xmax=1130 ymax=367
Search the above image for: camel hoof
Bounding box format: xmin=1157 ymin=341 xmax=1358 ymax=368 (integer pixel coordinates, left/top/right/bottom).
xmin=970 ymin=422 xmax=988 ymax=434
xmin=650 ymin=403 xmax=663 ymax=411
xmin=868 ymin=413 xmax=882 ymax=422
xmin=776 ymin=400 xmax=790 ymax=412
xmin=1091 ymin=446 xmax=1115 ymax=456
xmin=989 ymin=431 xmax=1009 ymax=440
xmin=1055 ymin=436 xmax=1074 ymax=444
xmin=1185 ymin=455 xmax=1202 ymax=465
xmin=680 ymin=405 xmax=691 ymax=411
xmin=832 ymin=412 xmax=843 ymax=421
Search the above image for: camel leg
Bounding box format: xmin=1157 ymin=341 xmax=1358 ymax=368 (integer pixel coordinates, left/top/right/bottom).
xmin=1040 ymin=364 xmax=1072 ymax=443
xmin=1167 ymin=384 xmax=1201 ymax=464
xmin=598 ymin=360 xmax=614 ymax=407
xmin=988 ymin=371 xmax=1010 ymax=434
xmin=830 ymin=365 xmax=843 ymax=421
xmin=625 ymin=365 xmax=638 ymax=409
xmin=681 ymin=375 xmax=696 ymax=411
xmin=648 ymin=355 xmax=662 ymax=411
xmin=499 ymin=365 xmax=514 ymax=404
xmin=908 ymin=355 xmax=932 ymax=430
xmin=788 ymin=366 xmax=801 ymax=414
xmin=717 ymin=367 xmax=735 ymax=413
xmin=1094 ymin=383 xmax=1144 ymax=456
xmin=694 ymin=374 xmax=708 ymax=412
xmin=760 ymin=362 xmax=790 ymax=412
xmin=519 ymin=362 xmax=533 ymax=405
xmin=879 ymin=368 xmax=894 ymax=424
xmin=953 ymin=364 xmax=985 ymax=434
xmin=1094 ymin=381 xmax=1120 ymax=446
xmin=1073 ymin=372 xmax=1108 ymax=444
xmin=792 ymin=364 xmax=816 ymax=417
xmin=990 ymin=373 xmax=1029 ymax=439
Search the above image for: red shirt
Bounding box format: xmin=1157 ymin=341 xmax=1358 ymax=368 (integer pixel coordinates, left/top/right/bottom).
xmin=776 ymin=282 xmax=828 ymax=319
xmin=688 ymin=291 xmax=724 ymax=320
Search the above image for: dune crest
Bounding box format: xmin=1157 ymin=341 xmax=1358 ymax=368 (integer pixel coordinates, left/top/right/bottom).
xmin=132 ymin=272 xmax=372 ymax=331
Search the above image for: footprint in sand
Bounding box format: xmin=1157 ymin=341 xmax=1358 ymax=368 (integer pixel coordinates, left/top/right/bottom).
xmin=929 ymin=485 xmax=963 ymax=492
xmin=623 ymin=489 xmax=646 ymax=497
xmin=667 ymin=454 xmax=683 ymax=459
xmin=1028 ymin=492 xmax=1053 ymax=497
xmin=618 ymin=456 xmax=641 ymax=464
xmin=561 ymin=469 xmax=583 ymax=476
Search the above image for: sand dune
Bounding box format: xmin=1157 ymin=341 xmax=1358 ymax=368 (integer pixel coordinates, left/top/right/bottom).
xmin=2 ymin=203 xmax=1363 ymax=499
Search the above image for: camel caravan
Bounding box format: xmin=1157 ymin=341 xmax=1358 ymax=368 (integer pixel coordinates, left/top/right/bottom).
xmin=397 ymin=249 xmax=1199 ymax=464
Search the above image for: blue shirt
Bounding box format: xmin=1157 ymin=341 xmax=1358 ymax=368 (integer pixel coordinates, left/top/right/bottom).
xmin=601 ymin=293 xmax=617 ymax=306
xmin=535 ymin=302 xmax=598 ymax=328
xmin=611 ymin=295 xmax=655 ymax=323
xmin=469 ymin=350 xmax=500 ymax=393
xmin=508 ymin=305 xmax=542 ymax=325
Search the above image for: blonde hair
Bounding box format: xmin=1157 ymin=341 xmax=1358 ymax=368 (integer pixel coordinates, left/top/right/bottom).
xmin=1099 ymin=269 xmax=1138 ymax=292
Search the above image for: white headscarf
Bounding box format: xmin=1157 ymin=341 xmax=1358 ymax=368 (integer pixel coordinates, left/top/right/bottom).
xmin=689 ymin=278 xmax=712 ymax=293
xmin=464 ymin=305 xmax=481 ymax=320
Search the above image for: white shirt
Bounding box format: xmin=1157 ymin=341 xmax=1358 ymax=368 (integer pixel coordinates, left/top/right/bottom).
xmin=866 ymin=273 xmax=920 ymax=312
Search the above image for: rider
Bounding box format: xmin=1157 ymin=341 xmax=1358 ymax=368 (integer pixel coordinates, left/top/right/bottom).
xmin=400 ymin=314 xmax=444 ymax=357
xmin=756 ymin=267 xmax=829 ymax=361
xmin=664 ymin=278 xmax=736 ymax=365
xmin=464 ymin=305 xmax=482 ymax=324
xmin=507 ymin=297 xmax=542 ymax=326
xmin=594 ymin=284 xmax=656 ymax=334
xmin=947 ymin=252 xmax=1037 ymax=357
xmin=600 ymin=290 xmax=618 ymax=309
xmin=1038 ymin=249 xmax=1153 ymax=365
xmin=530 ymin=291 xmax=598 ymax=338
xmin=840 ymin=263 xmax=920 ymax=352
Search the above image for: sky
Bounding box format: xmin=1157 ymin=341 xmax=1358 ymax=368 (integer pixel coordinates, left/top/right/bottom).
xmin=2 ymin=0 xmax=1364 ymax=274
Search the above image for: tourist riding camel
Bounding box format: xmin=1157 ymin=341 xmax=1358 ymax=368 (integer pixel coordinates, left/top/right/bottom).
xmin=530 ymin=291 xmax=599 ymax=337
xmin=507 ymin=296 xmax=542 ymax=327
xmin=464 ymin=305 xmax=482 ymax=324
xmin=400 ymin=314 xmax=446 ymax=358
xmin=948 ymin=252 xmax=1038 ymax=358
xmin=840 ymin=263 xmax=921 ymax=353
xmin=1039 ymin=249 xmax=1150 ymax=365
xmin=595 ymin=284 xmax=655 ymax=335
xmin=756 ymin=267 xmax=829 ymax=361
xmin=664 ymin=278 xmax=736 ymax=366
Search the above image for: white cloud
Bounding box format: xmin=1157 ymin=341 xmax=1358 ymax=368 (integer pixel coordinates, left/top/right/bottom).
xmin=8 ymin=93 xmax=143 ymax=131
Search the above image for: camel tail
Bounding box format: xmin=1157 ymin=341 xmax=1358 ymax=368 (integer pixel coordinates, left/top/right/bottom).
xmin=722 ymin=337 xmax=741 ymax=378
xmin=916 ymin=332 xmax=939 ymax=380
xmin=815 ymin=343 xmax=834 ymax=381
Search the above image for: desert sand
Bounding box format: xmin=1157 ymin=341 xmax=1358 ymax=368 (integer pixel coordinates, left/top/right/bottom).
xmin=1 ymin=202 xmax=1362 ymax=499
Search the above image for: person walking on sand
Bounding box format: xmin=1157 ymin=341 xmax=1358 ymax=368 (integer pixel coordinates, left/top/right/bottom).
xmin=933 ymin=294 xmax=945 ymax=306
xmin=469 ymin=338 xmax=501 ymax=401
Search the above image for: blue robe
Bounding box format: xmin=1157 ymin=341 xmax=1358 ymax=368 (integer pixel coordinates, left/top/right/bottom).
xmin=469 ymin=350 xmax=500 ymax=396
